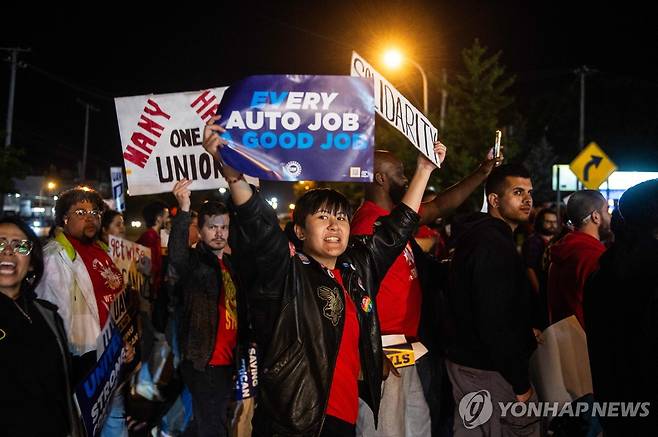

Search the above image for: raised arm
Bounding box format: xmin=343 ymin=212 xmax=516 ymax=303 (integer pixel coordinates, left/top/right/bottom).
xmin=401 ymin=142 xmax=447 ymax=212
xmin=168 ymin=179 xmax=195 ymax=278
xmin=419 ymin=148 xmax=502 ymax=224
xmin=202 ymin=115 xmax=290 ymax=297
xmin=364 ymin=144 xmax=446 ymax=285
xmin=202 ymin=115 xmax=252 ymax=206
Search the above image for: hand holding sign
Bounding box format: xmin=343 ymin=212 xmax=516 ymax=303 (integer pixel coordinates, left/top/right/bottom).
xmin=203 ymin=115 xmax=228 ymax=156
xmin=417 ymin=141 xmax=447 ymax=174
xmin=203 ymin=115 xmax=244 ymax=183
xmin=204 ymin=115 xmax=253 ymax=206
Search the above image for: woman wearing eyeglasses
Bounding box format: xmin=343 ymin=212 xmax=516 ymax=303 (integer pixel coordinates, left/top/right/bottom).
xmin=0 ymin=216 xmax=83 ymax=436
xmin=36 ymin=187 xmax=129 ymax=437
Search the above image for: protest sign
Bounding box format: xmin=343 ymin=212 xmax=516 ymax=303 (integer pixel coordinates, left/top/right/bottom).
xmin=350 ymin=51 xmax=440 ymax=166
xmin=215 ymin=75 xmax=375 ymax=182
xmin=381 ymin=334 xmax=429 ymax=369
xmin=234 ymin=346 xmax=259 ymax=400
xmin=530 ymin=316 xmax=593 ymax=405
xmin=108 ymin=235 xmax=151 ymax=296
xmin=75 ymin=322 xmax=124 ymax=437
xmin=115 ymin=88 xmax=258 ymax=195
xmin=110 ymin=167 xmax=126 ymax=212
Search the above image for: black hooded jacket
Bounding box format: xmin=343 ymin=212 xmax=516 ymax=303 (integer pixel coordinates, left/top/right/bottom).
xmin=228 ymin=190 xmax=419 ymax=436
xmin=446 ymin=213 xmax=536 ymax=394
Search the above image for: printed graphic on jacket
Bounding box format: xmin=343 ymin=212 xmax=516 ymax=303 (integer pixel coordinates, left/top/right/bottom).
xmin=318 ymin=286 xmax=344 ymax=326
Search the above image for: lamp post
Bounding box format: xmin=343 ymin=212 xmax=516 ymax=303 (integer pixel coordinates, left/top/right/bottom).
xmin=383 ymin=49 xmax=428 ymax=115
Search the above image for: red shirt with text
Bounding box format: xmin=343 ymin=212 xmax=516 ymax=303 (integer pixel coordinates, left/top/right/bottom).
xmin=68 ymin=235 xmax=125 ymax=328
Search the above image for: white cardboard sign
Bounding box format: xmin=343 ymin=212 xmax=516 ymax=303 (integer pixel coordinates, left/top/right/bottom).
xmin=350 ymin=51 xmax=439 ymax=166
xmin=115 ymin=87 xmax=257 ymax=195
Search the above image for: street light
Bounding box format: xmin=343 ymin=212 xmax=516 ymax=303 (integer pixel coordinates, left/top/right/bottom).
xmin=382 ymin=48 xmax=428 ymax=115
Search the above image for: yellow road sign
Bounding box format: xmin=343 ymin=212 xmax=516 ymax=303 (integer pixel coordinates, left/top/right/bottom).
xmin=569 ymin=142 xmax=617 ymax=189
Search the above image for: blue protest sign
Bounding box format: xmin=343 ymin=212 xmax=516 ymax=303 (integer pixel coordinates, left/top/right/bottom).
xmin=216 ymin=75 xmax=374 ymax=182
xmin=234 ymin=346 xmax=259 ymax=400
xmin=75 ymin=323 xmax=124 ymax=437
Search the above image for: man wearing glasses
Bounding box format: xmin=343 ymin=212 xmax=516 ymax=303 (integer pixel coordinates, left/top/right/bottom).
xmin=547 ymin=190 xmax=611 ymax=329
xmin=36 ymin=186 xmax=129 ymax=436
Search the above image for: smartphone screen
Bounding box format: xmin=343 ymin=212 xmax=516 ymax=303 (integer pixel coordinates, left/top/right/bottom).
xmin=494 ymin=130 xmax=502 ymax=159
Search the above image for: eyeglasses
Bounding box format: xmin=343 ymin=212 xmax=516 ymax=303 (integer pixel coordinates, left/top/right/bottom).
xmin=0 ymin=238 xmax=34 ymax=256
xmin=69 ymin=209 xmax=102 ymax=219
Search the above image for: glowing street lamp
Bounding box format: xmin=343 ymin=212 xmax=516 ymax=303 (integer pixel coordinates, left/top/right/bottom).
xmin=382 ymin=48 xmax=428 ymax=115
xmin=383 ymin=49 xmax=403 ymax=69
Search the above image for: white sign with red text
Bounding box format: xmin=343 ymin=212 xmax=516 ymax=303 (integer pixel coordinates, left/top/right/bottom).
xmin=115 ymin=88 xmax=257 ymax=195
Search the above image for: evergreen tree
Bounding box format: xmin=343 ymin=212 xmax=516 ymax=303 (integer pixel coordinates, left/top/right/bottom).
xmin=440 ymin=39 xmax=516 ymax=191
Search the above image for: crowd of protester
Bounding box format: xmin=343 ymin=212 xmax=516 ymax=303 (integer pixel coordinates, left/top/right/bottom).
xmin=1 ymin=116 xmax=657 ymax=437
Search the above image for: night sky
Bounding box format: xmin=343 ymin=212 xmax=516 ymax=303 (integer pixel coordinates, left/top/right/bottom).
xmin=2 ymin=1 xmax=657 ymax=183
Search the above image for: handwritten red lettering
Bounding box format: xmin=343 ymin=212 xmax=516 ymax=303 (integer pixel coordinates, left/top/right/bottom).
xmin=191 ymin=90 xmax=219 ymax=123
xmin=123 ymin=98 xmax=171 ymax=169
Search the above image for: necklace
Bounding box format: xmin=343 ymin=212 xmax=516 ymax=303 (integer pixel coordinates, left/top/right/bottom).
xmin=13 ymin=298 xmax=33 ymax=324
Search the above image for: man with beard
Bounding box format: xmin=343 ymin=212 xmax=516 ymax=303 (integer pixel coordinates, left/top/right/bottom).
xmin=522 ymin=208 xmax=559 ymax=329
xmin=445 ymin=164 xmax=539 ymax=437
xmin=351 ymin=149 xmax=499 ymax=437
xmin=168 ymin=179 xmax=247 ymax=437
xmin=37 ymin=186 xmax=132 ymax=435
xmin=547 ymin=190 xmax=611 ymax=329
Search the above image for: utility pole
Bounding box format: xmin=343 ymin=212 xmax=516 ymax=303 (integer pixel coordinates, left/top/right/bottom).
xmin=2 ymin=47 xmax=30 ymax=148
xmin=440 ymin=68 xmax=448 ymax=131
xmin=76 ymin=99 xmax=100 ymax=182
xmin=575 ymin=65 xmax=597 ymax=151
xmin=574 ymin=65 xmax=597 ymax=189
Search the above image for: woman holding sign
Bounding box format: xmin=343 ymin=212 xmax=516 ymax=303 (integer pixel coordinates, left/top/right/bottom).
xmin=0 ymin=216 xmax=83 ymax=436
xmin=203 ymin=115 xmax=446 ymax=436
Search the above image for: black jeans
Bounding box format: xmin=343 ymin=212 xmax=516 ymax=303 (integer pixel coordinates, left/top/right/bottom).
xmin=321 ymin=415 xmax=356 ymax=437
xmin=181 ymin=361 xmax=233 ymax=437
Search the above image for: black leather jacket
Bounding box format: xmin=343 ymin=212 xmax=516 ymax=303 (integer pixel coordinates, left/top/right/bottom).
xmin=229 ymin=190 xmax=419 ymax=436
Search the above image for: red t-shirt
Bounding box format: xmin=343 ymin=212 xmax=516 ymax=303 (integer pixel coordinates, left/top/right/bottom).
xmin=136 ymin=228 xmax=162 ymax=298
xmin=351 ymin=201 xmax=422 ymax=338
xmin=209 ymin=258 xmax=238 ymax=366
xmin=325 ymin=268 xmax=361 ymax=425
xmin=68 ymin=235 xmax=125 ymax=328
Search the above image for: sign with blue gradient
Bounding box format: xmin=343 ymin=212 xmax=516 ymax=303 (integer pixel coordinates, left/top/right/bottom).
xmin=215 ymin=75 xmax=375 ymax=181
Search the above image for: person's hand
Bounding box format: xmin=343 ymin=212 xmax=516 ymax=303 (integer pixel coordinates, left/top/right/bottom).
xmin=203 ymin=115 xmax=228 ymax=157
xmin=533 ymin=328 xmax=544 ymax=345
xmin=173 ymin=179 xmax=192 ymax=212
xmin=382 ymin=354 xmax=401 ymax=380
xmin=516 ymin=386 xmax=533 ymax=403
xmin=123 ymin=344 xmax=136 ymax=364
xmin=203 ymin=115 xmax=243 ymax=181
xmin=479 ymin=146 xmax=505 ymax=176
xmin=417 ymin=141 xmax=448 ymax=173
